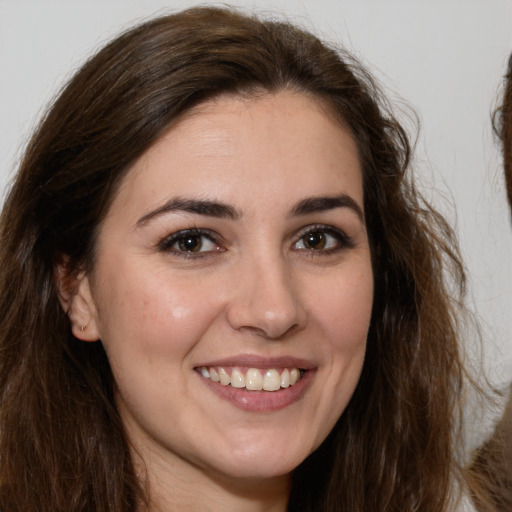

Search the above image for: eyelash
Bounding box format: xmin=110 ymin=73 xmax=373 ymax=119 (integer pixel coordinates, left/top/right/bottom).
xmin=157 ymin=228 xmax=223 ymax=257
xmin=293 ymin=225 xmax=355 ymax=254
xmin=157 ymin=225 xmax=354 ymax=258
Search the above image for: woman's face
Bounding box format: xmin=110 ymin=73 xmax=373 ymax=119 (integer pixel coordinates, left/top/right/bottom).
xmin=75 ymin=90 xmax=374 ymax=482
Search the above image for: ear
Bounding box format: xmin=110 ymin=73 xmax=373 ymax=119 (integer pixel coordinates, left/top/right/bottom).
xmin=54 ymin=260 xmax=100 ymax=342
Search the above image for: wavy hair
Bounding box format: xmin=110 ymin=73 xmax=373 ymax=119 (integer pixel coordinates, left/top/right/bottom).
xmin=0 ymin=7 xmax=469 ymax=511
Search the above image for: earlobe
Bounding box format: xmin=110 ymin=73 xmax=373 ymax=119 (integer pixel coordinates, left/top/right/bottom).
xmin=68 ymin=275 xmax=100 ymax=341
xmin=54 ymin=261 xmax=100 ymax=342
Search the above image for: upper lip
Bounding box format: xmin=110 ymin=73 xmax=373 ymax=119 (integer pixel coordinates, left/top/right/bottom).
xmin=195 ymin=354 xmax=316 ymax=370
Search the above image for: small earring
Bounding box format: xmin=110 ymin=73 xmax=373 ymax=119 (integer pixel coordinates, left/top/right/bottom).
xmin=79 ymin=324 xmax=87 ymax=332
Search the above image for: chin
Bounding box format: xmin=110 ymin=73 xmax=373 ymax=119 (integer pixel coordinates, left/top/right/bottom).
xmin=205 ymin=439 xmax=311 ymax=481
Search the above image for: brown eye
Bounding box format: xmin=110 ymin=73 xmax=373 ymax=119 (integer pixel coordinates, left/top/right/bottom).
xmin=159 ymin=229 xmax=221 ymax=255
xmin=294 ymin=226 xmax=352 ymax=252
xmin=302 ymin=231 xmax=326 ymax=250
xmin=178 ymin=235 xmax=203 ymax=252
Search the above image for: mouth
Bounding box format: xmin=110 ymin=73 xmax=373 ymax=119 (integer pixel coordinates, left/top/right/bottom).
xmin=194 ymin=357 xmax=314 ymax=412
xmin=197 ymin=366 xmax=305 ymax=392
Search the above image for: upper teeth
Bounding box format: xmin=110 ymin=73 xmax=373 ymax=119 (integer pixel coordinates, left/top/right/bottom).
xmin=199 ymin=366 xmax=302 ymax=391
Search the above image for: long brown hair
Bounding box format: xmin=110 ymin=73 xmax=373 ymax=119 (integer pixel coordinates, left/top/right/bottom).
xmin=0 ymin=7 xmax=469 ymax=511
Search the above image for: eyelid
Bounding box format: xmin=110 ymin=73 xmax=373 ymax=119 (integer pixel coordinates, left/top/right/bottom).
xmin=293 ymin=224 xmax=355 ymax=251
xmin=156 ymin=223 xmax=355 ymax=258
xmin=157 ymin=227 xmax=224 ymax=255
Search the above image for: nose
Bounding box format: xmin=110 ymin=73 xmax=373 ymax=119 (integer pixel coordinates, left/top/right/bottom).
xmin=226 ymin=254 xmax=306 ymax=339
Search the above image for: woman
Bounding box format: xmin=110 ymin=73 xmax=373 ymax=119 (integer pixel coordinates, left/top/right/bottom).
xmin=0 ymin=6 xmax=472 ymax=511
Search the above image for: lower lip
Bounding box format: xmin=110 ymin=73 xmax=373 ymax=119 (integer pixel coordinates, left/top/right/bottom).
xmin=199 ymin=370 xmax=313 ymax=412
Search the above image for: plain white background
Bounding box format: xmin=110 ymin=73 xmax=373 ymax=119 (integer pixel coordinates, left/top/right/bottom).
xmin=1 ymin=0 xmax=511 ymax=386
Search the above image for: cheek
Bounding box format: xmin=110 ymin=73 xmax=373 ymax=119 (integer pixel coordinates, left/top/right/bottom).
xmin=93 ymin=267 xmax=224 ymax=366
xmin=299 ymin=266 xmax=373 ymax=449
xmin=310 ymin=266 xmax=374 ymax=354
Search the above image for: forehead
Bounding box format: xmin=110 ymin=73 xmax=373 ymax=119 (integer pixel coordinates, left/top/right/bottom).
xmin=107 ymin=90 xmax=363 ymax=220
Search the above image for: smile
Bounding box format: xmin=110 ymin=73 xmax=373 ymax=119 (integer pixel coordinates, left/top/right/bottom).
xmin=198 ymin=366 xmax=304 ymax=392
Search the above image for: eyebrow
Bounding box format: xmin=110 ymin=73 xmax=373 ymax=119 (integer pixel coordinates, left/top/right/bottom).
xmin=136 ymin=193 xmax=364 ymax=227
xmin=290 ymin=194 xmax=364 ymax=222
xmin=136 ymin=197 xmax=241 ymax=226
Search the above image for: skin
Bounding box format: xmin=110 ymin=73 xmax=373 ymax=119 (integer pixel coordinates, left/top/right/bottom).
xmin=65 ymin=90 xmax=374 ymax=511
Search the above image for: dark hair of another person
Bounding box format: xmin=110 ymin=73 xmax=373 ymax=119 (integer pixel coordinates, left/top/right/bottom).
xmin=497 ymin=54 xmax=512 ymax=215
xmin=469 ymin=397 xmax=512 ymax=512
xmin=468 ymin=53 xmax=512 ymax=512
xmin=0 ymin=7 xmax=470 ymax=511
